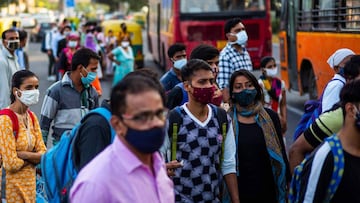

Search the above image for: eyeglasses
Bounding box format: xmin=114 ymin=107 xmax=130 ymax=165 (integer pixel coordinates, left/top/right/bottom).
xmin=121 ymin=109 xmax=168 ymax=124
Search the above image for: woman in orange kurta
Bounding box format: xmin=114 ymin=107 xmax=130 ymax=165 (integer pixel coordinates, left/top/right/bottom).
xmin=0 ymin=70 xmax=46 ymax=203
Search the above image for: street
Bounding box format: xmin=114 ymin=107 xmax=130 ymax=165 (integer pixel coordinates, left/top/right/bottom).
xmin=27 ymin=41 xmax=306 ymax=149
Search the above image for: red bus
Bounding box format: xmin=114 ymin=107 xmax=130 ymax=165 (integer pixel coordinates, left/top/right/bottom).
xmin=147 ymin=0 xmax=272 ymax=70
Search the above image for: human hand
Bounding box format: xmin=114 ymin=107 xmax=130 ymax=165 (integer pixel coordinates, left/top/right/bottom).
xmin=166 ymin=160 xmax=183 ymax=177
xmin=17 ymin=151 xmax=30 ymax=160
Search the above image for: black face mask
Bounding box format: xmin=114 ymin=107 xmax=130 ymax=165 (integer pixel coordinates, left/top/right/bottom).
xmin=7 ymin=40 xmax=20 ymax=50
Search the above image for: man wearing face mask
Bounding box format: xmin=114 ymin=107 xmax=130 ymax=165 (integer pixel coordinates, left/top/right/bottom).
xmin=0 ymin=29 xmax=20 ymax=109
xmin=40 ymin=48 xmax=100 ymax=146
xmin=322 ymin=48 xmax=354 ymax=113
xmin=290 ymin=79 xmax=360 ymax=203
xmin=70 ymin=74 xmax=174 ymax=202
xmin=217 ymin=18 xmax=253 ymax=104
xmin=160 ymin=43 xmax=187 ymax=93
xmin=161 ymin=59 xmax=240 ymax=202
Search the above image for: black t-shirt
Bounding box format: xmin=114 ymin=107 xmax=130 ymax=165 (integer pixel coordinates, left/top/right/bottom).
xmin=236 ymin=108 xmax=288 ymax=203
xmin=166 ymin=86 xmax=183 ymax=110
xmin=73 ymin=101 xmax=112 ymax=171
xmin=331 ymin=150 xmax=360 ymax=202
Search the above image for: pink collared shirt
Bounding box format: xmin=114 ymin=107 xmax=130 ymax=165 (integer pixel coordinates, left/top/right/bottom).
xmin=70 ymin=136 xmax=174 ymax=203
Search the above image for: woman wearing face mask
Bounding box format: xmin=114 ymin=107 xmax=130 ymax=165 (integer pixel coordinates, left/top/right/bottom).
xmin=228 ymin=69 xmax=290 ymax=203
xmin=0 ymin=70 xmax=46 ymax=203
xmin=258 ymin=56 xmax=287 ymax=135
xmin=57 ymin=33 xmax=81 ymax=79
xmin=108 ymin=36 xmax=134 ymax=86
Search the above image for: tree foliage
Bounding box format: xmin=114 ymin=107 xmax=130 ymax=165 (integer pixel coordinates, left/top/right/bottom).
xmin=97 ymin=0 xmax=147 ymax=12
xmin=0 ymin=0 xmax=17 ymax=8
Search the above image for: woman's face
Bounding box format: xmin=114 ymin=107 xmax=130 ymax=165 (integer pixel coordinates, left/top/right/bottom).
xmin=14 ymin=76 xmax=39 ymax=98
xmin=232 ymin=75 xmax=255 ymax=93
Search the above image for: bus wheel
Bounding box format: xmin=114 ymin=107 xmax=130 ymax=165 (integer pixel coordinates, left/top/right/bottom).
xmin=308 ymin=69 xmax=318 ymax=100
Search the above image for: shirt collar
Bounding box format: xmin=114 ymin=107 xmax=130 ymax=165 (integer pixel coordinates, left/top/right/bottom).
xmin=113 ymin=136 xmax=164 ymax=175
xmin=61 ymin=72 xmax=74 ymax=87
xmin=2 ymin=46 xmax=14 ymax=59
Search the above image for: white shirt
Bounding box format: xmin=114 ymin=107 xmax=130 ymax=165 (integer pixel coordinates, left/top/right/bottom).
xmin=321 ymin=74 xmax=346 ymax=113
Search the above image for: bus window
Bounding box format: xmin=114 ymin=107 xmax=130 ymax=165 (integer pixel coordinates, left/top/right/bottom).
xmin=180 ymin=0 xmax=265 ymax=13
xmin=318 ymin=0 xmax=335 ymax=29
xmin=345 ymin=0 xmax=360 ymax=29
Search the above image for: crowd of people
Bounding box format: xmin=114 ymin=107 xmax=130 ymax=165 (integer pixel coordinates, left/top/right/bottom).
xmin=0 ymin=16 xmax=359 ymax=203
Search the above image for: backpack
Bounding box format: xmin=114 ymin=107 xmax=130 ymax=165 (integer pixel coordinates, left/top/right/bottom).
xmin=0 ymin=109 xmax=35 ymax=201
xmin=289 ymin=135 xmax=344 ymax=203
xmin=167 ymin=104 xmax=228 ymax=163
xmin=293 ymin=78 xmax=345 ymax=141
xmin=40 ymin=107 xmax=115 ymax=203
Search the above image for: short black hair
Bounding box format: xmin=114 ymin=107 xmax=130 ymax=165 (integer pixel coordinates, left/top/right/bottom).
xmin=224 ymin=18 xmax=242 ymax=36
xmin=181 ymin=59 xmax=212 ymax=82
xmin=260 ymin=56 xmax=275 ymax=68
xmin=340 ymin=79 xmax=360 ymax=117
xmin=229 ymin=69 xmax=263 ymax=104
xmin=2 ymin=29 xmax=18 ymax=40
xmin=111 ymin=75 xmax=164 ymax=116
xmin=10 ymin=70 xmax=37 ymax=103
xmin=167 ymin=43 xmax=186 ymax=58
xmin=344 ymin=55 xmax=360 ymax=80
xmin=190 ymin=44 xmax=219 ymax=61
xmin=18 ymin=30 xmax=28 ymax=41
xmin=71 ymin=48 xmax=100 ymax=71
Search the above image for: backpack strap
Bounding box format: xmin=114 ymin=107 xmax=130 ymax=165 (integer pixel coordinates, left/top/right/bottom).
xmin=209 ymin=104 xmax=228 ymax=165
xmin=168 ymin=107 xmax=182 ymax=161
xmin=324 ymin=135 xmax=344 ymax=202
xmin=0 ymin=109 xmax=19 ymax=139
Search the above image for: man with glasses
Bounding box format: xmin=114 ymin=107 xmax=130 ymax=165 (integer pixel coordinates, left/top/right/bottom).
xmin=160 ymin=43 xmax=187 ymax=93
xmin=40 ymin=48 xmax=100 ymax=146
xmin=161 ymin=59 xmax=239 ymax=202
xmin=70 ymin=74 xmax=174 ymax=202
xmin=217 ymin=18 xmax=253 ymax=104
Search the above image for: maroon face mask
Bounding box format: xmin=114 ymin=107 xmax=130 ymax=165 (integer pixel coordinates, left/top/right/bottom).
xmin=192 ymin=86 xmax=215 ymax=104
xmin=211 ymin=94 xmax=223 ymax=106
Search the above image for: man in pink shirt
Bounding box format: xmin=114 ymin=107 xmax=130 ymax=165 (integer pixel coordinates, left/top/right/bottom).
xmin=70 ymin=74 xmax=174 ymax=202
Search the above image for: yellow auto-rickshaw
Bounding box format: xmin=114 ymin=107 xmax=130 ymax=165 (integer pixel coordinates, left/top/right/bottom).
xmin=131 ymin=12 xmax=147 ymax=29
xmin=102 ymin=19 xmax=143 ymax=68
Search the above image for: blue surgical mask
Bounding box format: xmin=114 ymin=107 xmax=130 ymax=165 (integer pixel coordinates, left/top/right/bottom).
xmin=173 ymin=58 xmax=187 ymax=70
xmin=125 ymin=126 xmax=165 ymax=153
xmin=233 ymin=89 xmax=257 ymax=107
xmin=81 ymin=68 xmax=97 ymax=85
xmin=338 ymin=67 xmax=345 ymax=77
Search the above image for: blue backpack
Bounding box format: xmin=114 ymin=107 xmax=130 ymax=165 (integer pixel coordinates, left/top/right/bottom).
xmin=40 ymin=107 xmax=115 ymax=203
xmin=293 ymin=79 xmax=345 ymax=141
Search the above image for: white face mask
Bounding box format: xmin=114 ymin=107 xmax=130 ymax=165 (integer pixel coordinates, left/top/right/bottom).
xmin=16 ymin=89 xmax=40 ymax=106
xmin=68 ymin=41 xmax=78 ymax=48
xmin=266 ymin=67 xmax=278 ymax=77
xmin=173 ymin=58 xmax=187 ymax=70
xmin=121 ymin=41 xmax=130 ymax=47
xmin=230 ymin=30 xmax=248 ymax=45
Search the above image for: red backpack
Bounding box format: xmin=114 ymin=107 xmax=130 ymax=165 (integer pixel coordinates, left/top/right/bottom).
xmin=0 ymin=109 xmax=35 ymax=140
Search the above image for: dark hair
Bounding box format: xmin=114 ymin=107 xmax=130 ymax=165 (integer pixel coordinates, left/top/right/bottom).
xmin=344 ymin=55 xmax=360 ymax=80
xmin=224 ymin=18 xmax=242 ymax=36
xmin=60 ymin=25 xmax=71 ymax=34
xmin=190 ymin=44 xmax=219 ymax=61
xmin=12 ymin=21 xmax=17 ymax=27
xmin=18 ymin=30 xmax=28 ymax=41
xmin=71 ymin=48 xmax=100 ymax=71
xmin=229 ymin=69 xmax=263 ymax=103
xmin=10 ymin=70 xmax=37 ymax=103
xmin=110 ymin=75 xmax=164 ymax=116
xmin=260 ymin=56 xmax=275 ymax=68
xmin=123 ymin=68 xmax=166 ymax=104
xmin=340 ymin=79 xmax=360 ymax=116
xmin=2 ymin=29 xmax=18 ymax=40
xmin=181 ymin=59 xmax=213 ymax=82
xmin=167 ymin=43 xmax=186 ymax=58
